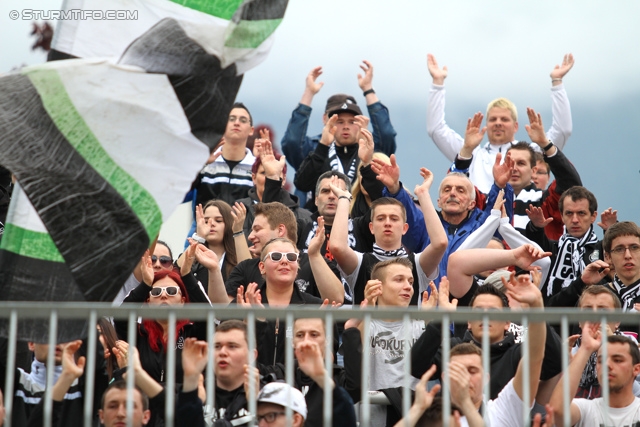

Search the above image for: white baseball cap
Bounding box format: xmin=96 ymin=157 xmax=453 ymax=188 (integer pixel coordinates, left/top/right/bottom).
xmin=257 ymin=382 xmax=307 ymax=420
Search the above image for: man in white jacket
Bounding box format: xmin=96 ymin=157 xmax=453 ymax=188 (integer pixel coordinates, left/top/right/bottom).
xmin=426 ymin=53 xmax=574 ymax=194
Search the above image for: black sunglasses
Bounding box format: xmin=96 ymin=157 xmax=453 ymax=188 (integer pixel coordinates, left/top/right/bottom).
xmin=151 ymin=255 xmax=173 ymax=267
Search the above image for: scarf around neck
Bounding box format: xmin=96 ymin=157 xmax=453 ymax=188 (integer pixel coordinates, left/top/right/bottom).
xmin=328 ymin=142 xmax=358 ymax=182
xmin=546 ymin=225 xmax=599 ymax=297
xmin=372 ymin=243 xmax=408 ymax=260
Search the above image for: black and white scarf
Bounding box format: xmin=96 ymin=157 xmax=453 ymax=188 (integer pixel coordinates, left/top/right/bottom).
xmin=610 ymin=275 xmax=640 ymax=311
xmin=372 ymin=243 xmax=408 ymax=260
xmin=546 ymin=225 xmax=599 ymax=297
xmin=328 ymin=142 xmax=358 ymax=183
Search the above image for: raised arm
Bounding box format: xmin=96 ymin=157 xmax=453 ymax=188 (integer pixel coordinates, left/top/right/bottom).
xmin=196 ymin=245 xmax=231 ymax=304
xmin=280 ymin=66 xmax=324 ymax=169
xmin=547 ymin=53 xmax=574 ymax=150
xmin=426 ymin=53 xmax=464 ymax=162
xmin=505 ymin=271 xmax=546 ymax=404
xmin=447 ymin=245 xmax=552 ymax=299
xmin=328 ymin=177 xmax=360 ymax=275
xmin=550 ymin=321 xmax=601 ymax=426
xmin=414 ymin=168 xmax=448 ymax=278
xmin=359 ymin=60 xmax=397 ymax=156
xmin=307 ymin=216 xmax=344 ymax=304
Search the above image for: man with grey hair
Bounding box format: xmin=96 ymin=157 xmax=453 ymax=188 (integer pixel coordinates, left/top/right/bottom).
xmin=370 ymin=145 xmax=515 ymax=288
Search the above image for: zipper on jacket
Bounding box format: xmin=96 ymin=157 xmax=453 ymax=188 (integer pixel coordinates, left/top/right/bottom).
xmin=161 ymin=369 xmax=164 ymax=382
xmin=273 ymin=318 xmax=280 ymax=365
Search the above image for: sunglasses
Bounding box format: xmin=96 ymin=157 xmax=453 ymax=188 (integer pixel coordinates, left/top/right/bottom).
xmin=263 ymin=251 xmax=299 ymax=263
xmin=151 ymin=255 xmax=173 ymax=267
xmin=149 ymin=286 xmax=181 ymax=297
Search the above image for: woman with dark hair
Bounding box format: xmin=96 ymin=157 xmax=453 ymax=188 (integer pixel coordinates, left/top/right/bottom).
xmin=97 ymin=317 xmax=119 ymax=381
xmin=152 ymin=240 xmax=174 ymax=273
xmin=115 ymin=270 xmax=207 ymax=385
xmin=178 ymin=199 xmax=250 ymax=288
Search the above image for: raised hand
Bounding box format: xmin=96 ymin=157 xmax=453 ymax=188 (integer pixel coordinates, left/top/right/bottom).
xmin=414 ymin=365 xmax=441 ymax=412
xmin=414 ymin=167 xmax=434 ymax=197
xmin=181 ymin=240 xmax=198 ymax=276
xmin=195 ymin=204 xmax=208 ymax=238
xmin=259 ymin=139 xmax=285 ymax=180
xmin=308 ymin=216 xmax=326 ymax=257
xmin=532 ymin=404 xmax=555 ymax=427
xmin=422 ymin=281 xmax=438 ymax=309
xmin=305 ymin=66 xmax=324 ymax=95
xmin=357 ymin=60 xmax=374 ymax=92
xmin=513 ymin=244 xmax=552 ymax=271
xmin=426 ymin=54 xmax=448 ymax=85
xmin=328 ymin=175 xmax=352 ymax=199
xmin=438 ymin=276 xmax=458 ymax=310
xmin=493 ymin=189 xmax=505 ymax=212
xmin=492 ymin=151 xmax=514 ymax=189
xmin=550 ymin=53 xmax=575 ymax=81
xmin=526 ymin=204 xmax=553 ymax=228
xmin=231 ymin=202 xmax=247 ymax=234
xmin=140 ymin=250 xmax=154 ymax=286
xmin=449 ymin=360 xmax=471 ymax=409
xmin=320 ymin=114 xmax=338 ymax=146
xmin=580 ymin=321 xmax=602 ymax=353
xmin=371 ymin=153 xmax=401 ymax=194
xmin=461 ymin=112 xmax=486 ymax=157
xmin=295 ymin=340 xmax=327 ymax=385
xmin=501 ymin=270 xmax=543 ymax=308
xmin=358 ymin=128 xmax=374 ymax=166
xmin=195 ymin=244 xmax=219 ymax=271
xmin=581 ymin=260 xmax=611 ymax=285
xmin=598 ymin=207 xmax=618 ymax=231
xmin=60 ymin=340 xmax=86 ymax=380
xmin=244 ymin=364 xmax=261 ymax=402
xmin=182 ymin=338 xmax=208 ymax=378
xmin=524 ymin=107 xmax=549 ymax=147
xmin=364 ymin=279 xmax=382 ymax=306
xmin=237 ymin=283 xmax=264 ymax=309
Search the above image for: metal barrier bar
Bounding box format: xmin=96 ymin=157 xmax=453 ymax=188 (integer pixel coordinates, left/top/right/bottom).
xmin=246 ymin=311 xmax=257 ymax=427
xmin=441 ymin=315 xmax=451 ymax=427
xmin=402 ymin=314 xmax=412 ymax=427
xmin=83 ymin=310 xmax=98 ymax=427
xmin=521 ymin=315 xmax=530 ymax=427
xmin=2 ymin=303 xmax=638 ymax=427
xmin=481 ymin=314 xmax=490 ymax=426
xmin=3 ymin=310 xmax=18 ymax=427
xmin=165 ymin=311 xmax=177 ymax=427
xmin=44 ymin=310 xmax=58 ymax=427
xmin=285 ymin=312 xmax=294 ymax=427
xmin=125 ymin=310 xmax=137 ymax=427
xmin=322 ymin=311 xmax=334 ymax=427
xmin=205 ymin=310 xmax=216 ymax=423
xmin=601 ymin=317 xmax=610 ymax=426
xmin=360 ymin=313 xmax=372 ymax=426
xmin=561 ymin=316 xmax=570 ymax=427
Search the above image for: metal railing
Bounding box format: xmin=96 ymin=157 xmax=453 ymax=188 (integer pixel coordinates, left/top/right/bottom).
xmin=1 ymin=302 xmax=637 ymax=427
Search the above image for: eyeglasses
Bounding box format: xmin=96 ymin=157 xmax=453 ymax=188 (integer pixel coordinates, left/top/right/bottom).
xmin=149 ymin=286 xmax=181 ymax=297
xmin=256 ymin=412 xmax=285 ymax=424
xmin=534 ymin=170 xmax=549 ymax=176
xmin=151 ymin=255 xmax=173 ymax=267
xmin=263 ymin=251 xmax=299 ymax=263
xmin=610 ymin=244 xmax=640 ymax=256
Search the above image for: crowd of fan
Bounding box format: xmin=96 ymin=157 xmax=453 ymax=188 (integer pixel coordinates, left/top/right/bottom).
xmin=3 ymin=54 xmax=640 ymax=427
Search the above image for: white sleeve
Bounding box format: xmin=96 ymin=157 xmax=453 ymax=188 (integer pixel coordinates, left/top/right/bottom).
xmin=487 ymin=379 xmax=530 ymax=427
xmin=546 ymin=84 xmax=572 ymax=150
xmin=457 ymin=209 xmax=502 ymax=251
xmin=337 ymin=251 xmax=364 ymax=297
xmin=414 ymin=252 xmax=438 ymax=300
xmin=498 ymin=218 xmax=551 ymax=287
xmin=426 ymin=84 xmax=464 ymax=162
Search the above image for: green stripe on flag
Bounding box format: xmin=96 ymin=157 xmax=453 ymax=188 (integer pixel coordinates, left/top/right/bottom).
xmin=225 ymin=19 xmax=282 ymax=48
xmin=169 ymin=0 xmax=243 ymax=20
xmin=0 ymin=223 xmax=65 ymax=262
xmin=24 ymin=69 xmax=162 ymax=240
